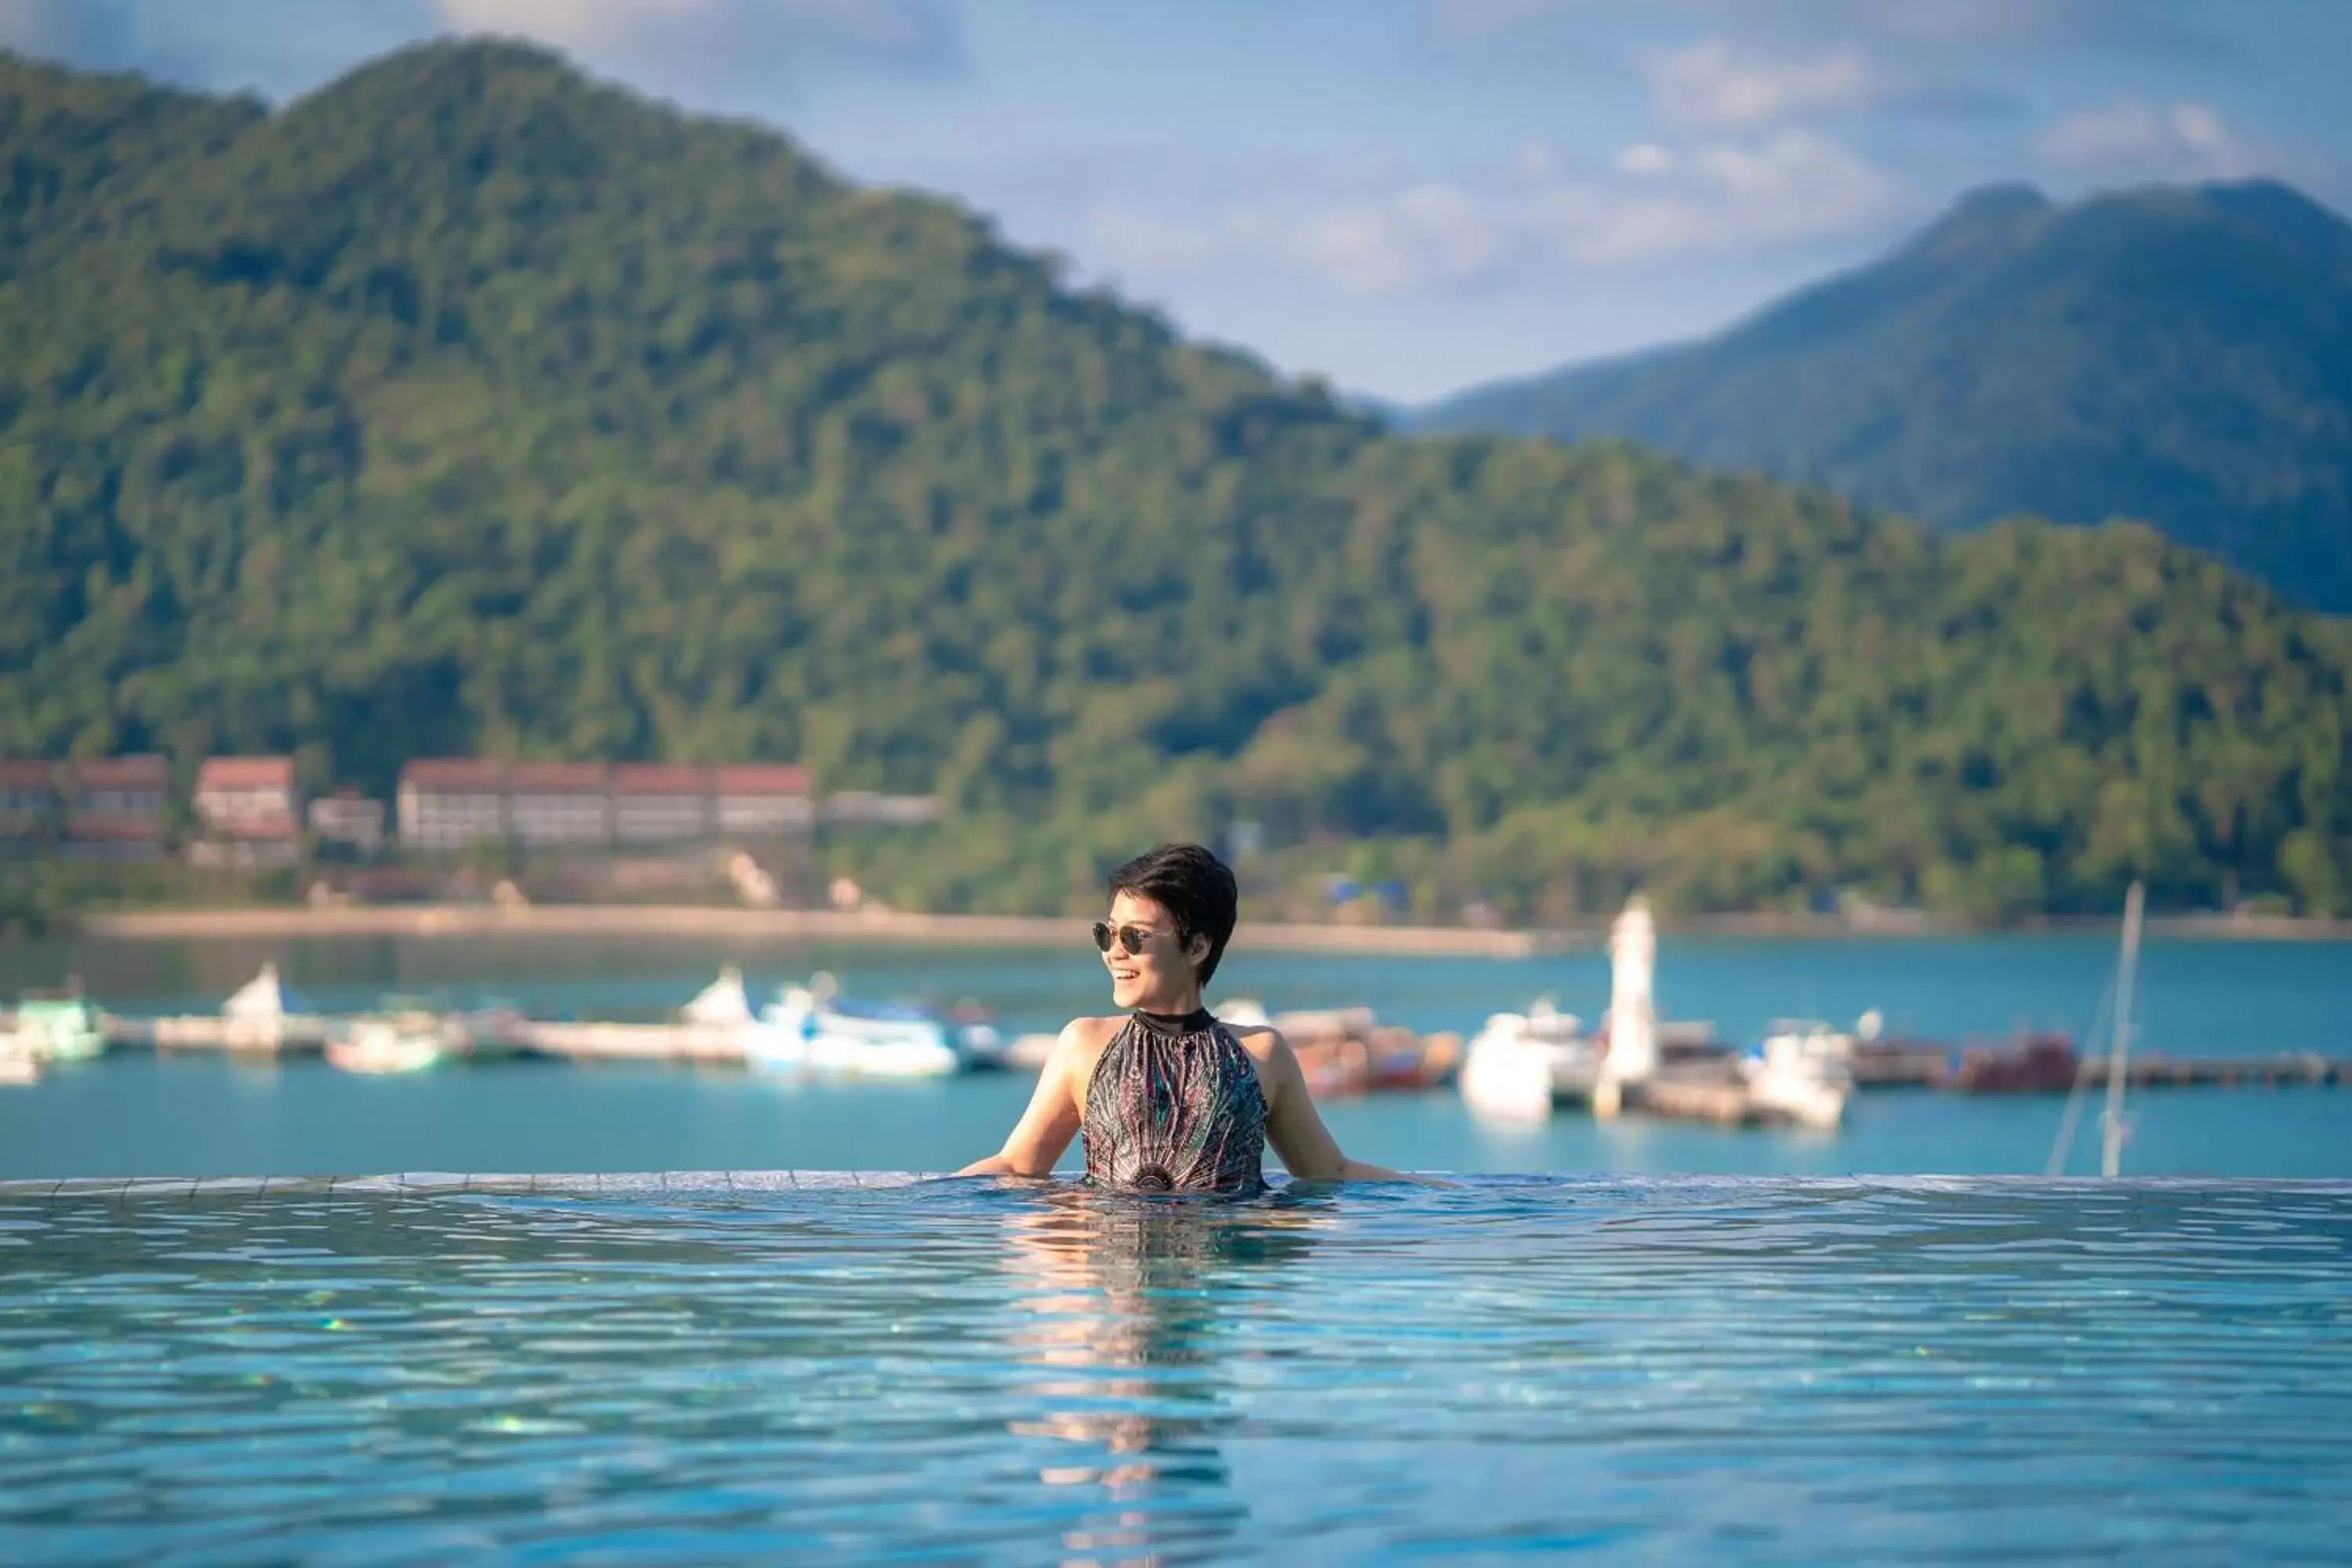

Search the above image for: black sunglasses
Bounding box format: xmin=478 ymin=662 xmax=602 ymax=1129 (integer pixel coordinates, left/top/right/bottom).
xmin=1091 ymin=920 xmax=1159 ymax=956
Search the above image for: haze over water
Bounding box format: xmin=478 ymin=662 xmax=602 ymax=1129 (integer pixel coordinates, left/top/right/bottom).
xmin=2 ymin=933 xmax=2343 ymax=1182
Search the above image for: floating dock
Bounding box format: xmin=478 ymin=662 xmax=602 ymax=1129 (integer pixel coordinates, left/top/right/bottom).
xmin=509 ymin=1021 xmax=756 ymax=1064
xmin=1853 ymin=1036 xmax=2351 ymax=1094
xmin=78 ymin=1003 xmax=2352 ymax=1101
xmin=106 ymin=1015 xmax=330 ymax=1053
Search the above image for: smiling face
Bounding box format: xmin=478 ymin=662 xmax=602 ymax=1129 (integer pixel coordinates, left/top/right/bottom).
xmin=1101 ymin=889 xmax=1208 ymax=1013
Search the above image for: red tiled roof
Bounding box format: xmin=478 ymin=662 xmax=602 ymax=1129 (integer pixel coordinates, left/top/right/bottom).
xmin=69 ymin=755 xmax=168 ymax=789
xmin=713 ymin=764 xmax=811 ymax=796
xmin=0 ymin=760 xmax=57 ymax=787
xmin=401 ymin=758 xmax=504 ymax=790
xmin=195 ymin=756 xmax=295 ymax=789
xmin=612 ymin=764 xmax=710 ymax=795
xmin=506 ymin=761 xmax=608 ymax=791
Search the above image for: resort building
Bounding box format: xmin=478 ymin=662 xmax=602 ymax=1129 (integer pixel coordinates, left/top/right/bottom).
xmin=397 ymin=759 xmax=506 ymax=854
xmin=191 ymin=756 xmax=302 ymax=867
xmin=714 ymin=764 xmax=815 ymax=837
xmin=394 ymin=757 xmax=829 ymax=854
xmin=612 ymin=765 xmax=713 ymax=845
xmin=309 ymin=790 xmax=387 ymax=857
xmin=0 ymin=760 xmax=58 ymax=848
xmin=62 ymin=754 xmax=169 ymax=861
xmin=823 ymin=790 xmax=942 ymax=828
xmin=506 ymin=762 xmax=610 ymax=848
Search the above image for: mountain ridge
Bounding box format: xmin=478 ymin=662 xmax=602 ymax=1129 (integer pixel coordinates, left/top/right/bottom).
xmin=1 ymin=43 xmax=2348 ymax=920
xmin=1415 ymin=178 xmax=2352 ymax=611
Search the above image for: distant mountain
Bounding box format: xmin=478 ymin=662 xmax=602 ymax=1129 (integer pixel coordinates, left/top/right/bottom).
xmin=1416 ymin=180 xmax=2352 ymax=611
xmin=1 ymin=47 xmax=2348 ymax=919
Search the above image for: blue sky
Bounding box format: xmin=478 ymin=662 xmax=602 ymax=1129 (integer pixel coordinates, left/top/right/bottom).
xmin=3 ymin=0 xmax=2347 ymax=401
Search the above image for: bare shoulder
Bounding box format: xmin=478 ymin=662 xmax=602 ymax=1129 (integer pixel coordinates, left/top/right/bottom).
xmin=1064 ymin=1014 xmax=1126 ymax=1047
xmin=1052 ymin=1014 xmax=1127 ymax=1077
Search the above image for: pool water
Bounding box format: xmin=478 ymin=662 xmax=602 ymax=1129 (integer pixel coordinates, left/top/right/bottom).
xmin=4 ymin=1175 xmax=2349 ymax=1564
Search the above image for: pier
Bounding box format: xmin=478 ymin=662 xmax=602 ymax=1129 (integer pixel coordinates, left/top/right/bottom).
xmin=1855 ymin=1036 xmax=2352 ymax=1094
xmin=86 ymin=1011 xmax=2352 ymax=1091
xmin=505 ymin=1020 xmax=759 ymax=1064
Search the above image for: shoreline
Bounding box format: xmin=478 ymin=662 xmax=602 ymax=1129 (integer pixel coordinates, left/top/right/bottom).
xmin=53 ymin=902 xmax=2352 ymax=949
xmin=67 ymin=904 xmax=1570 ymax=956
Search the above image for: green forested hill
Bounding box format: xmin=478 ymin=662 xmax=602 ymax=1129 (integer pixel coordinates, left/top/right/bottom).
xmin=1416 ymin=181 xmax=2352 ymax=612
xmin=2 ymin=44 xmax=2350 ymax=920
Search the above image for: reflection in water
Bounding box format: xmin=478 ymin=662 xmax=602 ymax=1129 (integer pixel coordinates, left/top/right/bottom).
xmin=997 ymin=1184 xmax=1328 ymax=1566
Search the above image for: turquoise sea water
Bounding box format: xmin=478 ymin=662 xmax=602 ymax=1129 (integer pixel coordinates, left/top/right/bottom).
xmin=0 ymin=932 xmax=2346 ymax=1179
xmin=3 ymin=1175 xmax=2348 ymax=1564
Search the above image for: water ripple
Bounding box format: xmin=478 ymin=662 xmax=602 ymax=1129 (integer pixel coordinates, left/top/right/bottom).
xmin=2 ymin=1177 xmax=2349 ymax=1564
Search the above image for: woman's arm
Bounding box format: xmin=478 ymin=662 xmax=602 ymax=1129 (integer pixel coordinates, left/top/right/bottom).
xmin=1257 ymin=1029 xmax=1417 ymax=1182
xmin=956 ymin=1023 xmax=1087 ymax=1177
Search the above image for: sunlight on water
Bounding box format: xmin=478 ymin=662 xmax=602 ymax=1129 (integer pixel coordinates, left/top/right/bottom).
xmin=4 ymin=1176 xmax=2348 ymax=1563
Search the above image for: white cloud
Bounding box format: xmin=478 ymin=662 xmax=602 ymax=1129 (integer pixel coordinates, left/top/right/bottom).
xmin=429 ymin=0 xmax=958 ymax=77
xmin=1615 ymin=142 xmax=1675 ymax=177
xmin=2038 ymin=99 xmax=2263 ymax=179
xmin=1425 ymin=0 xmax=2224 ymax=56
xmin=1087 ymin=129 xmax=1896 ymax=298
xmin=1644 ymin=36 xmax=1872 ymax=132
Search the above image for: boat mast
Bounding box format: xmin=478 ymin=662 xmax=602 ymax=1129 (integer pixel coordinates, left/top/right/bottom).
xmin=2099 ymin=880 xmax=2146 ymax=1179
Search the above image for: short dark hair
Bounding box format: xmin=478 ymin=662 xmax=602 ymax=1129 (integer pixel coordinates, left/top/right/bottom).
xmin=1109 ymin=842 xmax=1240 ymax=987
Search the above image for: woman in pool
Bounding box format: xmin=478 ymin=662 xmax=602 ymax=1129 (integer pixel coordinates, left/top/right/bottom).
xmin=960 ymin=842 xmax=1408 ymax=1192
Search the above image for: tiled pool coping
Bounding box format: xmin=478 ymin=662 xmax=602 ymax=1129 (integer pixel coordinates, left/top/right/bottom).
xmin=0 ymin=1171 xmax=955 ymax=1200
xmin=9 ymin=1174 xmax=2349 ymax=1203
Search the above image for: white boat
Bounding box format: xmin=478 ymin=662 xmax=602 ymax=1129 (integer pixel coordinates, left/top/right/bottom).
xmin=325 ymin=1012 xmax=456 ymax=1075
xmin=1758 ymin=1017 xmax=1860 ymax=1065
xmin=1460 ymin=997 xmax=1599 ymax=1123
xmin=1735 ymin=1019 xmax=1854 ymax=1129
xmin=0 ymin=1049 xmax=38 ymax=1087
xmin=747 ymin=980 xmax=996 ymax=1078
xmin=1464 ymin=896 xmax=1659 ymax=1124
xmin=682 ymin=966 xmax=755 ymax=1027
xmin=11 ymin=991 xmax=106 ymax=1062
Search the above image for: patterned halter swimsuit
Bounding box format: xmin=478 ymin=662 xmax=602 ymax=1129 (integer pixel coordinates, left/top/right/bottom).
xmin=1081 ymin=1008 xmax=1269 ymax=1196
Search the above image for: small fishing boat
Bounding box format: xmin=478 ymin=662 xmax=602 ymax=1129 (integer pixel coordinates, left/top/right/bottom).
xmin=1738 ymin=1021 xmax=1854 ymax=1130
xmin=11 ymin=989 xmax=106 ymax=1063
xmin=682 ymin=966 xmax=755 ymax=1028
xmin=747 ymin=978 xmax=997 ymax=1078
xmin=946 ymin=998 xmax=1008 ymax=1070
xmin=325 ymin=1011 xmax=459 ymax=1075
xmin=1751 ymin=1018 xmax=1860 ymax=1077
xmin=1460 ymin=997 xmax=1599 ymax=1123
